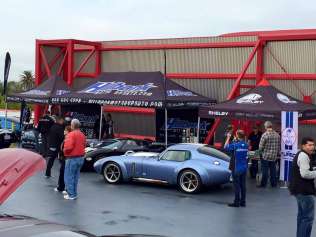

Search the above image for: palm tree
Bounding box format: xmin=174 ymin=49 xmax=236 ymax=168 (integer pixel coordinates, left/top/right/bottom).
xmin=19 ymin=70 xmax=35 ymax=91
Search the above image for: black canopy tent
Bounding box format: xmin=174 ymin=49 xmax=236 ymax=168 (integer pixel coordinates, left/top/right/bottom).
xmin=199 ymin=79 xmax=316 ymax=121
xmin=53 ymin=71 xmax=215 ymax=107
xmin=55 ymin=72 xmax=215 ymax=141
xmin=7 ymin=75 xmax=71 ymax=104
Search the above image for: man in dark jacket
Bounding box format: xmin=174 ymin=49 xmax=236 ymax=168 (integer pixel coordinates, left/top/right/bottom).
xmin=289 ymin=137 xmax=316 ymax=237
xmin=37 ymin=112 xmax=55 ymax=157
xmin=224 ymin=129 xmax=248 ymax=207
xmin=45 ymin=116 xmax=65 ymax=178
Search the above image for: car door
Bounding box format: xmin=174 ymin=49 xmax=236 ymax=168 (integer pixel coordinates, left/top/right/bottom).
xmin=141 ymin=150 xmax=191 ymax=183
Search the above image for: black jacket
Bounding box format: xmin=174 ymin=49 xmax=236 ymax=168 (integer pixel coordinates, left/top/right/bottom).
xmin=47 ymin=123 xmax=64 ymax=152
xmin=38 ymin=115 xmax=54 ymax=134
xmin=289 ymin=151 xmax=316 ymax=196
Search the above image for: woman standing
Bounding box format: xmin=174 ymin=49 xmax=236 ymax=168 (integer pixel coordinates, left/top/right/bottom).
xmin=63 ymin=119 xmax=86 ymax=200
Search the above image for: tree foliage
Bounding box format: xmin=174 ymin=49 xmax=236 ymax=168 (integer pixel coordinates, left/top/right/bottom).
xmin=0 ymin=70 xmax=35 ymax=109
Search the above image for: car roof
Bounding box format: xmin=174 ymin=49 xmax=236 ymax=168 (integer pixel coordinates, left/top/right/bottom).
xmin=167 ymin=143 xmax=205 ymax=151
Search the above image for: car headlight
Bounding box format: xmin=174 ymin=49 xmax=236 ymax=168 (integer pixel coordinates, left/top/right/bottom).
xmin=86 ymin=157 xmax=93 ymax=161
xmin=213 ymin=161 xmax=220 ymax=166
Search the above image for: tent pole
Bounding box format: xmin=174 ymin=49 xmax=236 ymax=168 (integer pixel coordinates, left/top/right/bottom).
xmin=165 ymin=108 xmax=168 ymax=147
xmin=4 ymin=99 xmax=8 ymax=129
xmin=197 ymin=116 xmax=200 ymax=143
xmin=99 ymin=105 xmax=103 ymax=140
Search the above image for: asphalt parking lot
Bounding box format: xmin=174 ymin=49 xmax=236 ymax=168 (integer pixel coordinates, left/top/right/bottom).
xmin=1 ymin=163 xmax=314 ymax=237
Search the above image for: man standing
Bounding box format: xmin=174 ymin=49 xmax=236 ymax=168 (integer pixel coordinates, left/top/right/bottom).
xmin=289 ymin=137 xmax=316 ymax=237
xmin=225 ymin=130 xmax=248 ymax=207
xmin=248 ymin=125 xmax=263 ymax=179
xmin=258 ymin=121 xmax=280 ymax=188
xmin=63 ymin=119 xmax=86 ymax=200
xmin=45 ymin=116 xmax=65 ymax=178
xmin=105 ymin=113 xmax=114 ymax=138
xmin=37 ymin=112 xmax=54 ymax=157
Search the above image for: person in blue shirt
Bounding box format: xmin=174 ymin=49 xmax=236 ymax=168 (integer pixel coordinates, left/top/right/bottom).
xmin=224 ymin=129 xmax=248 ymax=207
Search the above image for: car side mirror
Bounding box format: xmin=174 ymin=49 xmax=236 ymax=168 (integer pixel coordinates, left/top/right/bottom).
xmin=124 ymin=150 xmax=134 ymax=156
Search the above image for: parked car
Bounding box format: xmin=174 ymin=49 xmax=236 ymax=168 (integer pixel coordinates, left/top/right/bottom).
xmin=20 ymin=128 xmax=40 ymax=151
xmin=0 ymin=148 xmax=166 ymax=237
xmin=94 ymin=143 xmax=231 ymax=194
xmin=0 ymin=129 xmax=18 ymax=149
xmin=83 ymin=138 xmax=165 ymax=171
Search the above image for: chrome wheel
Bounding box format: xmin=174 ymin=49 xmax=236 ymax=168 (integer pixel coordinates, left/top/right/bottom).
xmin=179 ymin=170 xmax=201 ymax=193
xmin=103 ymin=163 xmax=121 ymax=184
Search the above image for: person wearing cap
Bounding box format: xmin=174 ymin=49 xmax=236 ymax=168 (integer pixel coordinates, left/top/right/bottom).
xmin=224 ymin=129 xmax=248 ymax=207
xmin=63 ymin=119 xmax=86 ymax=200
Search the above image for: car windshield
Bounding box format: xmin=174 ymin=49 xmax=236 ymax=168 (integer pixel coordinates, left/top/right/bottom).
xmin=94 ymin=139 xmax=118 ymax=148
xmin=197 ymin=145 xmax=230 ymax=162
xmin=103 ymin=140 xmax=123 ymax=149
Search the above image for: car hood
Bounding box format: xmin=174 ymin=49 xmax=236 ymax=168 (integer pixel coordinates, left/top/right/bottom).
xmin=0 ymin=148 xmax=46 ymax=205
xmin=0 ymin=215 xmax=166 ymax=237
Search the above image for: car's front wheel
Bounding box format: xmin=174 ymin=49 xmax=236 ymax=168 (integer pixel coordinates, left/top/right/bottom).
xmin=103 ymin=162 xmax=122 ymax=184
xmin=178 ymin=169 xmax=202 ymax=194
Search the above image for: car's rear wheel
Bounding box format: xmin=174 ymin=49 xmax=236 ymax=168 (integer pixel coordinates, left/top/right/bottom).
xmin=103 ymin=162 xmax=122 ymax=184
xmin=178 ymin=170 xmax=201 ymax=194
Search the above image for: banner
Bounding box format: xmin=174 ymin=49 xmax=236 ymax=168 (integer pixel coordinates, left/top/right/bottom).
xmin=3 ymin=52 xmax=11 ymax=96
xmin=280 ymin=111 xmax=298 ymax=181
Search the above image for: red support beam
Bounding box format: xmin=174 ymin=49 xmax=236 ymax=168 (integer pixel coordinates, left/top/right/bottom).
xmin=204 ymin=40 xmax=261 ymax=144
xmin=256 ymin=41 xmax=264 ymax=84
xmin=57 ymin=50 xmax=68 ymax=76
xmin=104 ymin=106 xmax=155 ymax=115
xmin=100 ymin=41 xmax=257 ymax=51
xmin=73 ymin=49 xmax=96 ymax=78
xmin=39 ymin=46 xmax=52 ymax=78
xmin=41 ymin=47 xmax=66 ymax=78
xmin=67 ymin=40 xmax=74 ymax=85
xmin=260 ymin=33 xmax=316 ymax=42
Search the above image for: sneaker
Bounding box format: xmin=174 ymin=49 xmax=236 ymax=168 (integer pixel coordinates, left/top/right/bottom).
xmin=62 ymin=191 xmax=68 ymax=195
xmin=54 ymin=188 xmax=65 ymax=193
xmin=64 ymin=195 xmax=77 ymax=200
xmin=44 ymin=175 xmax=51 ymax=179
xmin=240 ymin=203 xmax=246 ymax=207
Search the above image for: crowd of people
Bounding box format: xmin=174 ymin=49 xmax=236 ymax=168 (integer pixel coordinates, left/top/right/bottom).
xmin=34 ymin=113 xmax=316 ymax=236
xmin=36 ymin=112 xmax=114 ymax=200
xmin=223 ymin=121 xmax=316 ymax=237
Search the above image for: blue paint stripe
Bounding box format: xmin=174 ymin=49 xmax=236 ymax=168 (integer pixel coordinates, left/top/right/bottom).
xmin=285 ymin=160 xmax=287 ymax=182
xmin=286 ymin=112 xmax=289 ymax=127
xmin=290 ymin=112 xmax=293 ymax=128
xmin=288 ymin=161 xmax=293 ymax=182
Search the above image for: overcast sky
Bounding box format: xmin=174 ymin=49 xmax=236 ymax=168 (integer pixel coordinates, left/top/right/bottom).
xmin=1 ymin=0 xmax=316 ymax=81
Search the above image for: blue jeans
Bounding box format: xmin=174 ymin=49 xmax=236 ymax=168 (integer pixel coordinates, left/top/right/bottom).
xmin=261 ymin=159 xmax=277 ymax=187
xmin=64 ymin=157 xmax=84 ymax=198
xmin=296 ymin=194 xmax=315 ymax=237
xmin=232 ymin=171 xmax=247 ymax=205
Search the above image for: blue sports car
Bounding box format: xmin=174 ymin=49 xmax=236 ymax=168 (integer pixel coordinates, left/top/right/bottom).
xmin=94 ymin=143 xmax=231 ymax=194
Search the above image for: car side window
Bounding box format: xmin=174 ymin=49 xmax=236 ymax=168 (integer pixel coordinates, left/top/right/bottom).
xmin=160 ymin=150 xmax=190 ymax=162
xmin=122 ymin=140 xmax=138 ymax=150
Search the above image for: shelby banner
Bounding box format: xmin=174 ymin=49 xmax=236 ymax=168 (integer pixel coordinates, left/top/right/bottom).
xmin=280 ymin=111 xmax=298 ymax=182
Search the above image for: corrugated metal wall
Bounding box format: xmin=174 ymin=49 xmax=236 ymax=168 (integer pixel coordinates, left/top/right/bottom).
xmin=42 ymin=46 xmax=63 ymax=81
xmin=74 ymin=51 xmax=96 ymax=73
